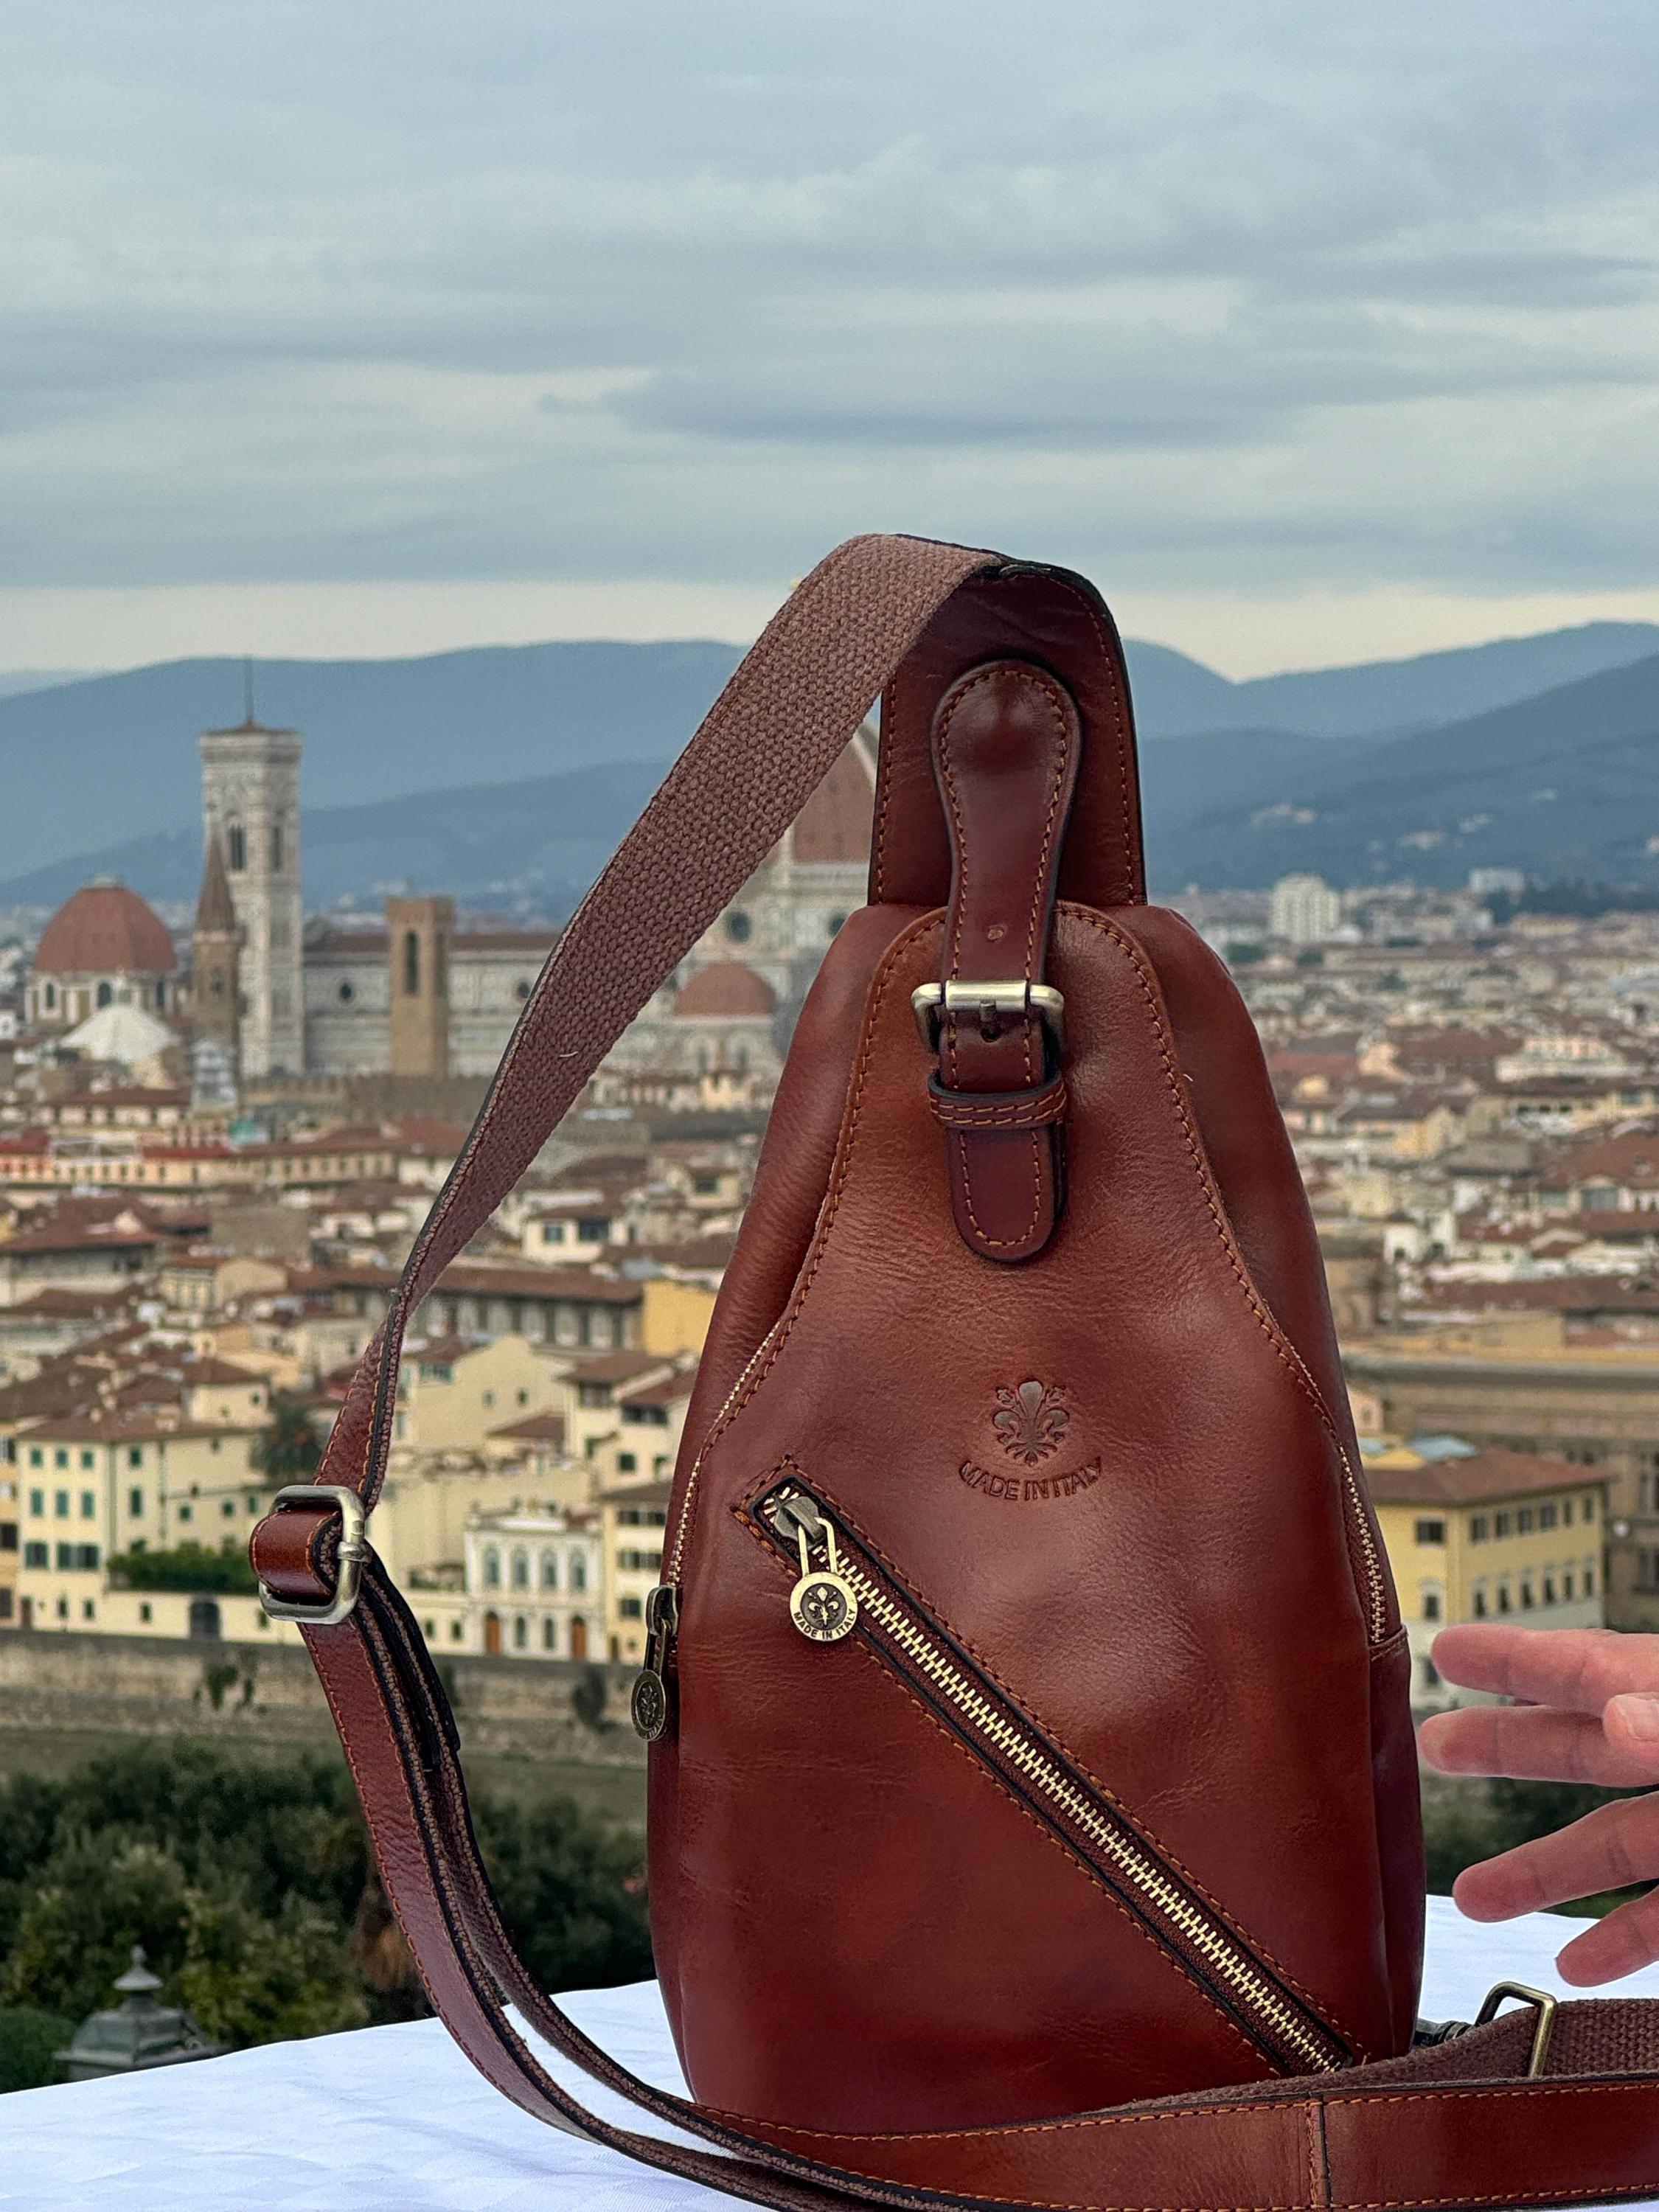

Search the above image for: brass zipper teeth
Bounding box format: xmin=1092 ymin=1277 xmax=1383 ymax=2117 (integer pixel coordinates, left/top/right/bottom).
xmin=763 ymin=1489 xmax=1346 ymax=2077
xmin=1340 ymin=1457 xmax=1389 ymax=1644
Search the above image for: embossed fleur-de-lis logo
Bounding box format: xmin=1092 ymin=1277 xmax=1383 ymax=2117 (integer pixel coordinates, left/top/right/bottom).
xmin=992 ymin=1380 xmax=1070 ymax=1466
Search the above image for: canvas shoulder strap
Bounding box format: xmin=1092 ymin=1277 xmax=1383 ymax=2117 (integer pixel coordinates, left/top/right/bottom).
xmin=251 ymin=534 xmax=1659 ymax=2212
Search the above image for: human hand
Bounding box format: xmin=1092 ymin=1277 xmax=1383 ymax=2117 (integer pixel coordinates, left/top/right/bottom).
xmin=1418 ymin=1624 xmax=1659 ymax=1986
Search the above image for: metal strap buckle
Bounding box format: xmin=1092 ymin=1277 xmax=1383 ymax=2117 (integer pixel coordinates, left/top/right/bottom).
xmin=911 ymin=981 xmax=1066 ymax=1054
xmin=1475 ymin=1980 xmax=1559 ymax=2078
xmin=257 ymin=1484 xmax=369 ymax=1627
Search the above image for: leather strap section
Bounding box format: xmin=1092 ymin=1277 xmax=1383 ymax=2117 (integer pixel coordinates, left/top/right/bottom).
xmin=873 ymin=563 xmax=1143 ymax=911
xmin=928 ymin=1071 xmax=1068 ymax=1131
xmin=254 ymin=532 xmax=1001 ymax=1529
xmin=929 ymin=658 xmax=1079 ymax=1262
xmin=305 ymin=1558 xmax=1659 ymax=2212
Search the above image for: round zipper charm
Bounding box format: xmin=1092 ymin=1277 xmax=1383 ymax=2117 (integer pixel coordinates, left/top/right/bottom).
xmin=630 ymin=1668 xmax=669 ymax=1740
xmin=789 ymin=1568 xmax=858 ymax=1643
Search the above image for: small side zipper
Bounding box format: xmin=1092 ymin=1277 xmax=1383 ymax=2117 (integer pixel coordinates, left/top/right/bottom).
xmin=747 ymin=1475 xmax=1354 ymax=2079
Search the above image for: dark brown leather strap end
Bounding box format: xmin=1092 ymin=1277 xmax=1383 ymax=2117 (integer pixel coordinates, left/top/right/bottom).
xmin=927 ymin=658 xmax=1080 ymax=1264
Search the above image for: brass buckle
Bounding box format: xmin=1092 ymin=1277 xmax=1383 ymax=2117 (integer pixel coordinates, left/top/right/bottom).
xmin=257 ymin=1484 xmax=369 ymax=1627
xmin=911 ymin=981 xmax=1065 ymax=1054
xmin=1475 ymin=1981 xmax=1558 ymax=2078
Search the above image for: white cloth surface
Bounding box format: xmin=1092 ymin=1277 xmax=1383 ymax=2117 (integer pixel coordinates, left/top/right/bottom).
xmin=4 ymin=1895 xmax=1656 ymax=2211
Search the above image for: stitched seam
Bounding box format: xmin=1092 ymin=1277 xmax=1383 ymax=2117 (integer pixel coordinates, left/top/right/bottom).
xmin=936 ymin=665 xmax=1071 ymax=1249
xmin=872 ymin=677 xmax=900 ymax=900
xmin=670 ymin=913 xmax=943 ymax=1580
xmin=745 ymin=1459 xmax=1354 ymax=2048
xmin=732 ymin=1495 xmax=1267 ymax=2076
xmin=1065 ymin=904 xmax=1394 ymax=1646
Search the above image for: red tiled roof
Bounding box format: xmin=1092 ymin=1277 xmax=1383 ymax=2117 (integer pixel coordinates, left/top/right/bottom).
xmin=35 ymin=883 xmax=178 ymax=977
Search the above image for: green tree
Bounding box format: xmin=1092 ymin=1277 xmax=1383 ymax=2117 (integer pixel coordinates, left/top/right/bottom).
xmin=108 ymin=1542 xmax=258 ymax=1595
xmin=477 ymin=1792 xmax=652 ymax=1994
xmin=251 ymin=1394 xmax=325 ymax=1484
xmin=178 ymin=1892 xmax=368 ymax=2046
xmin=3 ymin=1838 xmax=190 ymax=2024
xmin=0 ymin=2007 xmax=72 ymax=2095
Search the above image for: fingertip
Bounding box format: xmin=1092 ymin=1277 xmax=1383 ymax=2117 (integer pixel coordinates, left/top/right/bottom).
xmin=1450 ymin=1868 xmax=1514 ymax=1923
xmin=1604 ymin=1694 xmax=1659 ymax=1775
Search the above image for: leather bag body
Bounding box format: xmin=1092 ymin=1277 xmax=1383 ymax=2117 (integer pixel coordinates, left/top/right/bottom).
xmin=252 ymin=534 xmax=1659 ymax=2212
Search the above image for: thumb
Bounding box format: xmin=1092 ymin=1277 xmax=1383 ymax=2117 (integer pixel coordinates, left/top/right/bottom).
xmin=1604 ymin=1693 xmax=1659 ymax=1778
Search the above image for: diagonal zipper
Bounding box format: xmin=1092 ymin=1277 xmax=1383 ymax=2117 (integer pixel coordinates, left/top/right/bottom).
xmin=747 ymin=1475 xmax=1353 ymax=2079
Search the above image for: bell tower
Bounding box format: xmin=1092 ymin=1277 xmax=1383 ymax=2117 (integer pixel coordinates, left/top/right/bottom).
xmin=199 ymin=679 xmax=303 ymax=1076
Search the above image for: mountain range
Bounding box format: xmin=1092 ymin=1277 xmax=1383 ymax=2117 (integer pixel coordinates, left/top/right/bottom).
xmin=1 ymin=618 xmax=1657 ymax=911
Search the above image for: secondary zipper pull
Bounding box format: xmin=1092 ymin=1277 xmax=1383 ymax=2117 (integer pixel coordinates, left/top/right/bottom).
xmin=779 ymin=1499 xmax=859 ymax=1644
xmin=630 ymin=1583 xmax=678 ymax=1740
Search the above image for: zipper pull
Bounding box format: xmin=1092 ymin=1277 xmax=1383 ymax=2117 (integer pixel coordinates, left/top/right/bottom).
xmin=783 ymin=1506 xmax=859 ymax=1644
xmin=630 ymin=1582 xmax=678 ymax=1740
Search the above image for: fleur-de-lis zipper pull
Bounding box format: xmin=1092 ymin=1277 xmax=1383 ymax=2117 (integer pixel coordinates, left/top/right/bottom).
xmin=776 ymin=1494 xmax=858 ymax=1644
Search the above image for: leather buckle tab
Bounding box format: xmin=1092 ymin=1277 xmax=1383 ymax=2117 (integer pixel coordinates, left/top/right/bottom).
xmin=256 ymin=1484 xmax=369 ymax=1627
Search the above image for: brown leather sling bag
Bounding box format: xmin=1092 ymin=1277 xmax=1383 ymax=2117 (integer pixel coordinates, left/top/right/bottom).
xmin=252 ymin=535 xmax=1659 ymax=2211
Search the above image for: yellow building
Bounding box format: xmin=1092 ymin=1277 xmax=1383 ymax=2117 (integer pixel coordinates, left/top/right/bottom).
xmin=597 ymin=1475 xmax=670 ymax=1663
xmin=1361 ymin=1438 xmax=1607 ymax=1708
xmin=391 ymin=1334 xmax=568 ymax=1452
xmin=639 ymin=1276 xmax=716 ymax=1358
xmin=1347 ymin=1325 xmax=1659 ymax=1630
xmin=11 ymin=1412 xmax=268 ymax=1632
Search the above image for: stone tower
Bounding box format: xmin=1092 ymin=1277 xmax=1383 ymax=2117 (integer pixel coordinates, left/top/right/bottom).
xmin=198 ymin=714 xmax=303 ymax=1076
xmin=190 ymin=830 xmax=242 ymax=1060
xmin=386 ymin=894 xmax=454 ymax=1079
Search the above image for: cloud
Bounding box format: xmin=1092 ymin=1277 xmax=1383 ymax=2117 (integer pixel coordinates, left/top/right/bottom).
xmin=0 ymin=0 xmax=1657 ymax=626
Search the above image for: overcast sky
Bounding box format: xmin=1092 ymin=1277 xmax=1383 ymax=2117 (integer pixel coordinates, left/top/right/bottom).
xmin=2 ymin=1 xmax=1658 ymax=675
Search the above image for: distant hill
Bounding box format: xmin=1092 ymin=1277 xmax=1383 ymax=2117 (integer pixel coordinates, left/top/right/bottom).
xmin=1152 ymin=652 xmax=1659 ymax=890
xmin=5 ymin=616 xmax=1659 ymax=908
xmin=0 ymin=641 xmax=741 ymax=880
xmin=0 ymin=759 xmax=671 ymax=918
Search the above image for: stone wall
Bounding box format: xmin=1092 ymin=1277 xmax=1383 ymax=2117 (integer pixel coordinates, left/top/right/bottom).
xmin=0 ymin=1629 xmax=645 ymax=1765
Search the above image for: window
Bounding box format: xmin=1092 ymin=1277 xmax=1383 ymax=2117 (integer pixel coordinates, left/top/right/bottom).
xmin=1414 ymin=1518 xmax=1446 ymax=1545
xmin=54 ymin=1489 xmax=69 ymax=1517
xmin=542 ymin=1618 xmax=556 ymax=1652
xmin=1585 ymin=1563 xmax=1597 ymax=1596
xmin=403 ymin=931 xmax=421 ymax=995
xmin=221 ymin=1500 xmax=235 ymax=1518
xmin=271 ymin=821 xmax=284 ymax=870
xmin=618 ymin=1453 xmax=637 ymax=1473
xmin=1520 ymin=1579 xmax=1535 ymax=1610
xmin=483 ymin=1547 xmax=501 ymax=1588
xmin=128 ymin=1446 xmax=143 ymax=1467
xmin=0 ymin=1590 xmax=10 ymax=1621
xmin=619 ymin=1595 xmax=644 ymax=1620
xmin=1562 ymin=1498 xmax=1575 ymax=1526
xmin=540 ymin=1551 xmax=558 ymax=1590
xmin=128 ymin=1488 xmax=143 ymax=1518
xmin=139 ymin=1601 xmax=152 ymax=1624
xmin=570 ymin=1554 xmax=588 ymax=1593
xmin=28 ymin=1450 xmax=42 ymax=1470
xmin=1497 ymin=1584 xmax=1512 ymax=1613
xmin=1419 ymin=1657 xmax=1439 ymax=1691
xmin=54 ymin=1450 xmax=67 ymax=1470
xmin=1493 ymin=1510 xmax=1512 ymax=1537
xmin=512 ymin=1615 xmax=528 ymax=1650
xmin=1564 ymin=1569 xmax=1576 ymax=1599
xmin=43 ymin=981 xmax=55 ymax=1011
xmin=24 ymin=1541 xmax=47 ymax=1568
xmin=82 ymin=1599 xmax=95 ymax=1621
xmin=1422 ymin=1588 xmax=1442 ymax=1621
xmin=1583 ymin=1492 xmax=1598 ymax=1522
xmin=0 ymin=1523 xmax=13 ymax=1551
xmin=510 ymin=1548 xmax=529 ymax=1590
xmin=80 ymin=1490 xmax=95 ymax=1518
xmin=451 ymin=1620 xmax=464 ymax=1641
xmin=1517 ymin=1508 xmax=1534 ymax=1534
xmin=28 ymin=1488 xmax=43 ymax=1515
xmin=177 ymin=1503 xmax=192 ymax=1523
xmin=1540 ymin=1502 xmax=1558 ymax=1530
xmin=227 ymin=823 xmax=246 ymax=871
xmin=1635 ymin=1552 xmax=1659 ymax=1595
xmin=725 ymin=911 xmax=752 ymax=943
xmin=1543 ymin=1573 xmax=1557 ymax=1604
xmin=97 ymin=981 xmax=113 ymax=1008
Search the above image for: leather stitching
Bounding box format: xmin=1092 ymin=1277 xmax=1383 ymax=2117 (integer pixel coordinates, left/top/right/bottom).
xmin=1048 ymin=574 xmax=1141 ymax=905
